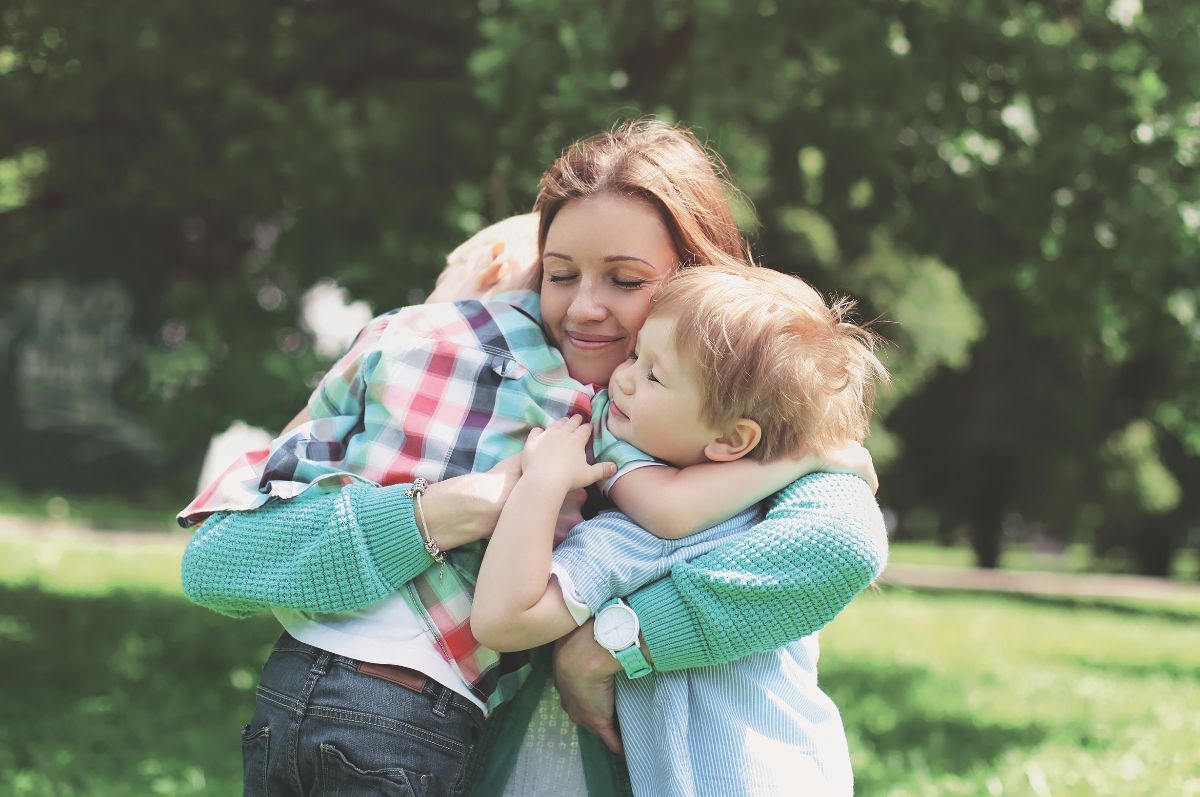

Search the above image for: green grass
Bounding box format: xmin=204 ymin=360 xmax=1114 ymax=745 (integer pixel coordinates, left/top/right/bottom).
xmin=889 ymin=540 xmax=1200 ymax=581
xmin=0 ymin=481 xmax=180 ymax=531
xmin=0 ymin=534 xmax=273 ymax=795
xmin=2 ymin=534 xmax=1198 ymax=796
xmin=822 ymin=588 xmax=1200 ymax=797
xmin=0 ymin=532 xmax=189 ymax=596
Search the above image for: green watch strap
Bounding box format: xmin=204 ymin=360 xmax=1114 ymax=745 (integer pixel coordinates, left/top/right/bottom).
xmin=613 ymin=643 xmax=653 ymax=679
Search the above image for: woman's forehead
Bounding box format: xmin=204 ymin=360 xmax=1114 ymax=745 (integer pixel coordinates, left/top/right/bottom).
xmin=545 ymin=195 xmax=676 ymax=264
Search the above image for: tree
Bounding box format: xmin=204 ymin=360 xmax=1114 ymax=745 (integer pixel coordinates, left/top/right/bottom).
xmin=2 ymin=0 xmax=1197 ymax=573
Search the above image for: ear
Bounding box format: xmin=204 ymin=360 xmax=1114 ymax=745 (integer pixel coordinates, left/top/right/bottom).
xmin=474 ymin=256 xmax=510 ymax=292
xmin=703 ymin=418 xmax=762 ymax=462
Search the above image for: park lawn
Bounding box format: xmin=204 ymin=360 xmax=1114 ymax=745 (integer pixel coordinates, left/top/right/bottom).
xmin=0 ymin=481 xmax=179 ymax=532
xmin=887 ymin=540 xmax=1200 ymax=581
xmin=822 ymin=590 xmax=1200 ymax=797
xmin=1 ymin=535 xmax=1197 ymax=796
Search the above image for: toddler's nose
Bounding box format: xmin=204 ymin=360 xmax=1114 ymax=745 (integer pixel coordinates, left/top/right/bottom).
xmin=612 ymin=360 xmax=635 ymax=394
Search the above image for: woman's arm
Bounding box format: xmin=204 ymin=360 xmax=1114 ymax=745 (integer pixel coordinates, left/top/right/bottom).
xmin=627 ymin=471 xmax=886 ymax=669
xmin=181 ymin=464 xmax=522 ymax=618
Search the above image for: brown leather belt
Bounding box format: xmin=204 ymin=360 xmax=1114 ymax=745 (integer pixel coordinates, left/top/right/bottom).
xmin=356 ymin=661 xmax=430 ymax=694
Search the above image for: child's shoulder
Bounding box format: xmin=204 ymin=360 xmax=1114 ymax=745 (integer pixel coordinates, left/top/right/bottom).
xmin=372 ymin=290 xmax=545 ymax=348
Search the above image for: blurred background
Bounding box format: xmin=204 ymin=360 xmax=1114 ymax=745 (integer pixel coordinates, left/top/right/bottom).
xmin=2 ymin=1 xmax=1198 ymax=795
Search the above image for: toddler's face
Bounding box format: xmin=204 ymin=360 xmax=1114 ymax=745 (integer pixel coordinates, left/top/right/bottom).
xmin=606 ymin=314 xmax=724 ymax=467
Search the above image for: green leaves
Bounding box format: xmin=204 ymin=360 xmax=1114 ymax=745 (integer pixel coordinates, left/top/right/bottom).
xmin=2 ymin=0 xmax=1197 ymax=572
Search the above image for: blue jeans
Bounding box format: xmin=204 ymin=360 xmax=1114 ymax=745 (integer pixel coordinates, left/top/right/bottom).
xmin=241 ymin=632 xmax=484 ymax=796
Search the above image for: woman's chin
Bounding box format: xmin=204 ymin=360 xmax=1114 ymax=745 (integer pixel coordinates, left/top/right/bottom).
xmin=572 ymin=369 xmax=616 ymax=387
xmin=564 ymin=355 xmax=623 ymax=387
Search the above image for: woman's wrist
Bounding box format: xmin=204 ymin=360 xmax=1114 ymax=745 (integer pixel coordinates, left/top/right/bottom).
xmin=353 ymin=483 xmax=440 ymax=587
xmin=626 ymin=577 xmax=708 ymax=672
xmin=419 ymin=465 xmax=521 ymax=550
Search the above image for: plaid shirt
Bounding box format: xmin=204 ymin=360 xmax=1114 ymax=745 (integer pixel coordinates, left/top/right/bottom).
xmin=179 ymin=291 xmax=647 ymax=711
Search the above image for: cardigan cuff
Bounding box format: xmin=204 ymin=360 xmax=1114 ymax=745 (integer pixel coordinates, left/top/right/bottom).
xmin=353 ymin=483 xmax=434 ymax=588
xmin=626 ymin=578 xmax=711 ymax=673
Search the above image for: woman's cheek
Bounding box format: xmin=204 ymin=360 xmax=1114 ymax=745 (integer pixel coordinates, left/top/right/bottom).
xmin=621 ymin=293 xmax=656 ymax=335
xmin=539 ymin=293 xmax=568 ymax=342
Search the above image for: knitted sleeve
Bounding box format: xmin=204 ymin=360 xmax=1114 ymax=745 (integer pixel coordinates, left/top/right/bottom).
xmin=626 ymin=472 xmax=887 ymax=672
xmin=180 ymin=481 xmax=436 ymax=618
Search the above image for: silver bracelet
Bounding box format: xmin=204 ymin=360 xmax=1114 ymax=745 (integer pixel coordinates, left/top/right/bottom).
xmin=405 ymin=478 xmax=446 ymax=580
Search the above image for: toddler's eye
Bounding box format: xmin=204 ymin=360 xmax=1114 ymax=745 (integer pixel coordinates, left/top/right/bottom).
xmin=646 ymin=370 xmax=660 ymax=384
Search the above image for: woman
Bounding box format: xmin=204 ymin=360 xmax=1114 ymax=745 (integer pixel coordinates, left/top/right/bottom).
xmin=180 ymin=120 xmax=886 ymax=795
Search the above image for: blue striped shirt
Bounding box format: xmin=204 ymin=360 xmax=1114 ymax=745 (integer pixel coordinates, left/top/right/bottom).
xmin=553 ymin=506 xmax=854 ymax=796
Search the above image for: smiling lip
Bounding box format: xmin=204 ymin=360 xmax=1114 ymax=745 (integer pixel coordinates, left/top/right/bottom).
xmin=610 ymin=400 xmax=630 ymax=421
xmin=566 ymin=332 xmax=623 ymax=351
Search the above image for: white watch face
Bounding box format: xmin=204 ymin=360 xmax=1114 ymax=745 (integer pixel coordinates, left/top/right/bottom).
xmin=596 ymin=604 xmax=639 ymax=651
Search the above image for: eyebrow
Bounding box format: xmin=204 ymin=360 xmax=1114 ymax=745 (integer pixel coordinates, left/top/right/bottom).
xmin=542 ymin=252 xmax=657 ymax=268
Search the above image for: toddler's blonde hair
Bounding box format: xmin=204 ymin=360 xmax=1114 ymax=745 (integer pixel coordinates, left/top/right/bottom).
xmin=651 ymin=264 xmax=889 ymax=460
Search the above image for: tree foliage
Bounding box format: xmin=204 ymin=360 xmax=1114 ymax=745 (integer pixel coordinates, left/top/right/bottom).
xmin=2 ymin=0 xmax=1197 ymax=572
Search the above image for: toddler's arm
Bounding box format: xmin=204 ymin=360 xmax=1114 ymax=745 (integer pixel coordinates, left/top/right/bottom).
xmin=471 ymin=416 xmax=615 ymax=652
xmin=610 ymin=442 xmax=877 ymax=540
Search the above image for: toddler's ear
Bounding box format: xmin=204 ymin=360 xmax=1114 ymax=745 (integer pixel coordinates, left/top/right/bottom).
xmin=704 ymin=419 xmax=761 ymax=462
xmin=474 ymin=248 xmax=510 ymax=293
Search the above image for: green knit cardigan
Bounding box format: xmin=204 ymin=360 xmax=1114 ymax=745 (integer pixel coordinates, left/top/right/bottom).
xmin=182 ymin=471 xmax=886 ymax=673
xmin=181 ymin=472 xmax=886 ymax=794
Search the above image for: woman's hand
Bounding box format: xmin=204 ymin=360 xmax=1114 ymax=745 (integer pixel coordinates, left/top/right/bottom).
xmin=813 ymin=441 xmax=879 ymax=493
xmin=417 ymin=454 xmax=587 ymax=550
xmin=554 ymin=620 xmax=624 ymax=754
xmin=418 ymin=454 xmax=523 ymax=550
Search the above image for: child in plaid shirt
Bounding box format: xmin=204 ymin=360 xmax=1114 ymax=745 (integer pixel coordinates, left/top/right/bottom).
xmin=472 ymin=264 xmax=888 ymax=796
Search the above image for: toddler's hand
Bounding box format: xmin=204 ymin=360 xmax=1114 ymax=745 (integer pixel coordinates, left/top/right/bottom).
xmin=522 ymin=416 xmax=616 ymax=491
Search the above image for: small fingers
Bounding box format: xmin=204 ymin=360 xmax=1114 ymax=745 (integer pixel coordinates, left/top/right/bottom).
xmin=546 ymin=416 xmax=573 ymax=432
xmin=591 ymin=462 xmax=617 ymax=484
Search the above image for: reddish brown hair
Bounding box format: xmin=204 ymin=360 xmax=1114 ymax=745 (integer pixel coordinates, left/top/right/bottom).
xmin=534 ymin=119 xmax=750 ymax=272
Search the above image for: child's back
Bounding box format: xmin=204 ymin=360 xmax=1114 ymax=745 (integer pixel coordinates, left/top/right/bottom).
xmin=556 ymin=471 xmax=879 ymax=797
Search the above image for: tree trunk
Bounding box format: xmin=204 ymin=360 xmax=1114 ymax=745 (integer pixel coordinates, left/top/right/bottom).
xmin=968 ymin=454 xmax=1012 ymax=569
xmin=1130 ymin=515 xmax=1177 ymax=578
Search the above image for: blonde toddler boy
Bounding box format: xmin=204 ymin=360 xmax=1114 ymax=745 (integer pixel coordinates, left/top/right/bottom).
xmin=472 ymin=263 xmax=888 ymax=797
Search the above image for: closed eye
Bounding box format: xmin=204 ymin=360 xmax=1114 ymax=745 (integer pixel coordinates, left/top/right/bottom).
xmin=614 ymin=278 xmax=647 ymax=289
xmin=546 ymin=273 xmax=578 ymax=284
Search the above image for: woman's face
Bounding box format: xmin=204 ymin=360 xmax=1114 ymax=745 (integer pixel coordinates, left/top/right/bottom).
xmin=540 ymin=194 xmax=679 ymax=386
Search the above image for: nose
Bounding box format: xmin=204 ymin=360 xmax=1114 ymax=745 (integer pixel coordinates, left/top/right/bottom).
xmin=612 ymin=359 xmax=635 ymax=394
xmin=566 ymin=277 xmax=608 ymax=323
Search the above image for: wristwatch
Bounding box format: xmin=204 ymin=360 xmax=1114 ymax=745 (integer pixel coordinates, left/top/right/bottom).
xmin=593 ymin=598 xmax=653 ymax=679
